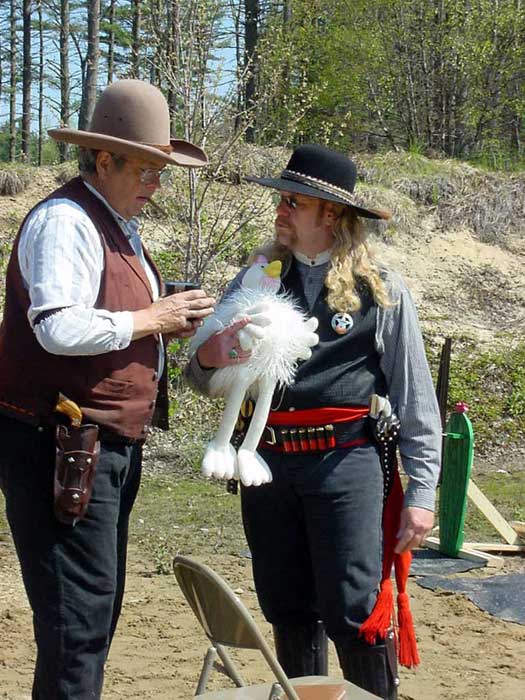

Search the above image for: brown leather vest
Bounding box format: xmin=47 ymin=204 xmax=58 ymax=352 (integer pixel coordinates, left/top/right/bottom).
xmin=0 ymin=177 xmax=162 ymax=440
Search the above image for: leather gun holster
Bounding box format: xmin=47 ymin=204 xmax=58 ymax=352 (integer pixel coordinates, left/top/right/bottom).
xmin=54 ymin=423 xmax=100 ymax=526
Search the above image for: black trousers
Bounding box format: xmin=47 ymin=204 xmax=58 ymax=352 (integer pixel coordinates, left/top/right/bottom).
xmin=0 ymin=415 xmax=142 ymax=700
xmin=241 ymin=442 xmax=384 ymax=644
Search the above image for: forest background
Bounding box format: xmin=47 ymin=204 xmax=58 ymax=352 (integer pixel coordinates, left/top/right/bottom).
xmin=0 ymin=0 xmax=524 ymax=170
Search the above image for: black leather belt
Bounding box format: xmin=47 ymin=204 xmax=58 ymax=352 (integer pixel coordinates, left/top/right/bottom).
xmin=98 ymin=427 xmax=141 ymax=445
xmin=0 ymin=411 xmax=141 ymax=446
xmin=259 ymin=417 xmax=369 ymax=453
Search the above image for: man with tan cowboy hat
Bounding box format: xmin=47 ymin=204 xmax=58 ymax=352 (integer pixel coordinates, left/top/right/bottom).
xmin=0 ymin=79 xmax=215 ymax=698
xmin=187 ymin=144 xmax=442 ymax=699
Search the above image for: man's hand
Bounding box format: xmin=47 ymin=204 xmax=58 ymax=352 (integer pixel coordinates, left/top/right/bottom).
xmin=131 ymin=289 xmax=215 ymax=340
xmin=395 ymin=506 xmax=434 ymax=554
xmin=197 ymin=318 xmax=253 ymax=369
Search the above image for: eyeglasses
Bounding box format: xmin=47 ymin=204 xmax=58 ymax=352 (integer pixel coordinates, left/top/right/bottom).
xmin=272 ymin=192 xmax=298 ymax=210
xmin=139 ymin=166 xmax=171 ymax=185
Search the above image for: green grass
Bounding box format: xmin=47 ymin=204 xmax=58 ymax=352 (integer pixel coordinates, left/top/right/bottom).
xmin=130 ymin=468 xmax=525 ymax=570
xmin=2 ymin=467 xmax=524 ymax=573
xmin=129 ymin=474 xmax=247 ymax=574
xmin=467 ymin=148 xmax=525 ymax=173
xmin=0 ymin=471 xmax=247 ymax=575
xmin=358 ymin=151 xmax=470 ymax=186
xmin=429 ymin=340 xmax=525 ymax=453
xmin=462 ymin=472 xmax=525 ymax=543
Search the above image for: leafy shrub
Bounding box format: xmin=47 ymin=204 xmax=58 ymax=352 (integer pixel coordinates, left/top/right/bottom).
xmin=54 ymin=161 xmax=78 ymax=184
xmin=446 ymin=341 xmax=525 ymax=452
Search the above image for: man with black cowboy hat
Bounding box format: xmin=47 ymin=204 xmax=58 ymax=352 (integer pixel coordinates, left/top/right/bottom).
xmin=0 ymin=79 xmax=215 ymax=698
xmin=186 ymin=144 xmax=442 ymax=699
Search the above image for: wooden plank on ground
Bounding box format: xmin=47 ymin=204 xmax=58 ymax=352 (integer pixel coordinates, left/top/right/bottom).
xmin=462 ymin=542 xmax=525 ymax=553
xmin=467 ymin=480 xmax=520 ymax=545
xmin=424 ymin=536 xmax=503 ymax=568
xmin=510 ymin=521 xmax=525 ymax=538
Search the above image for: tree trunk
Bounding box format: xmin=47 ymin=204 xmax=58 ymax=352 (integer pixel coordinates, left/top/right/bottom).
xmin=21 ymin=0 xmax=31 ymax=160
xmin=131 ymin=0 xmax=141 ymax=78
xmin=37 ymin=1 xmax=44 ymax=166
xmin=148 ymin=0 xmax=162 ymax=86
xmin=166 ymin=1 xmax=180 ymax=122
xmin=78 ymin=0 xmax=100 ymax=131
xmin=107 ymin=0 xmax=115 ymax=83
xmin=283 ymin=0 xmax=292 ymax=24
xmin=244 ymin=0 xmax=259 ymax=143
xmin=232 ymin=0 xmax=243 ymax=132
xmin=510 ymin=0 xmax=522 ymax=154
xmin=0 ymin=35 xmax=3 ymax=102
xmin=59 ymin=0 xmax=70 ymax=161
xmin=8 ymin=0 xmax=17 ymax=162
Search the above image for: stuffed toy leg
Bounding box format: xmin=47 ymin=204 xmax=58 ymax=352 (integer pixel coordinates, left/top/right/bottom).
xmin=202 ymin=315 xmax=318 ymax=486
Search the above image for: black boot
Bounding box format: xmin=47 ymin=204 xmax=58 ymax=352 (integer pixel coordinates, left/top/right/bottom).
xmin=273 ymin=620 xmax=328 ymax=677
xmin=335 ymin=632 xmax=399 ymax=700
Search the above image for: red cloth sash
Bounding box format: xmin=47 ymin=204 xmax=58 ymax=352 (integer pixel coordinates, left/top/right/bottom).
xmin=267 ymin=406 xmax=369 ymax=427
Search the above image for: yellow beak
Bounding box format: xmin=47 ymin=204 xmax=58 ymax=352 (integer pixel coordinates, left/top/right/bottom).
xmin=264 ymin=260 xmax=282 ymax=279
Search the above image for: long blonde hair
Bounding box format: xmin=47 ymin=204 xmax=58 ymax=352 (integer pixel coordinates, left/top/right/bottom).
xmin=326 ymin=204 xmax=392 ymax=312
xmin=249 ymin=204 xmax=392 ymax=313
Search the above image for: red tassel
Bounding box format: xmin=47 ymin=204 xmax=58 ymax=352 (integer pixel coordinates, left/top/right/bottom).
xmin=394 ymin=549 xmax=420 ymax=667
xmin=397 ymin=591 xmax=420 ymax=667
xmin=358 ymin=578 xmax=394 ymax=644
xmin=359 ymin=467 xmax=421 ymax=668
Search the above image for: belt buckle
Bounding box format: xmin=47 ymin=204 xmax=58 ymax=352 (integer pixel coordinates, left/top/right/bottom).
xmin=264 ymin=426 xmax=277 ymax=445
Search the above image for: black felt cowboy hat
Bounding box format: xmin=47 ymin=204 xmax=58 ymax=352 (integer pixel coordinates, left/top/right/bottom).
xmin=48 ymin=79 xmax=207 ymax=168
xmin=246 ymin=143 xmax=391 ymax=220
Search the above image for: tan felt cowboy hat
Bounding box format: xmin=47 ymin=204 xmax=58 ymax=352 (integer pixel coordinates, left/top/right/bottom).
xmin=48 ymin=79 xmax=207 ymax=168
xmin=246 ymin=143 xmax=391 ymax=220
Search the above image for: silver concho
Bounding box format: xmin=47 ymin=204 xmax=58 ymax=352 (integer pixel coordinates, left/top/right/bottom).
xmin=331 ymin=312 xmax=353 ymax=335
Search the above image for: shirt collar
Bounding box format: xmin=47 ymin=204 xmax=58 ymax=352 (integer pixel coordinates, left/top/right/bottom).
xmin=293 ymin=247 xmax=333 ymax=267
xmin=82 ymin=179 xmax=140 ymax=236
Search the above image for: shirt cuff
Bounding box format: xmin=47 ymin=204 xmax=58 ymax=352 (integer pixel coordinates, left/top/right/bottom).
xmin=403 ymin=483 xmax=437 ymax=511
xmin=184 ymin=353 xmax=216 ymax=394
xmin=112 ymin=311 xmax=134 ymax=350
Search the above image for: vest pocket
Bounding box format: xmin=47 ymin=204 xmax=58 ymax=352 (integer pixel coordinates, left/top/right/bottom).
xmin=91 ymin=377 xmax=134 ymax=399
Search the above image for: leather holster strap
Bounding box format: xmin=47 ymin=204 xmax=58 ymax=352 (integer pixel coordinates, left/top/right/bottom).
xmin=54 ymin=423 xmax=100 ymax=526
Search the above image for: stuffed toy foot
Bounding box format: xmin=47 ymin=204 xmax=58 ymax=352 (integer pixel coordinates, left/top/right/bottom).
xmin=201 ymin=440 xmax=238 ymax=480
xmin=237 ymin=448 xmax=272 ymax=487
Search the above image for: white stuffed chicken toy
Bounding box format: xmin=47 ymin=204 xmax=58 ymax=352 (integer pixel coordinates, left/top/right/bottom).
xmin=190 ymin=255 xmax=319 ymax=486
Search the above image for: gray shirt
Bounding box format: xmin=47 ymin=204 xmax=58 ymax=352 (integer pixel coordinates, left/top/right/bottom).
xmin=186 ymin=256 xmax=442 ymax=512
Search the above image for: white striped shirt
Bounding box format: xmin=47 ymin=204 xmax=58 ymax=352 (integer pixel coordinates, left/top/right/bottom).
xmin=18 ymin=179 xmax=163 ymax=370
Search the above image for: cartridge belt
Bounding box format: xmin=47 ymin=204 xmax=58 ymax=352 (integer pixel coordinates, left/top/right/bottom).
xmin=259 ymin=415 xmax=369 ymax=453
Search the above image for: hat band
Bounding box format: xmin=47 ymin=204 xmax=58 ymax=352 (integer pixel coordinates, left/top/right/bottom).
xmin=281 ymin=169 xmax=355 ymax=204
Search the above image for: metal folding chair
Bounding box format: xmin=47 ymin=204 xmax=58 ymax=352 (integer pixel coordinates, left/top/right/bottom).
xmin=173 ymin=555 xmax=380 ymax=700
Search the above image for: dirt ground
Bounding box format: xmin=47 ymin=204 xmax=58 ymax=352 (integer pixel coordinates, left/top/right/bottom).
xmin=1 ymin=168 xmax=525 ymax=699
xmin=1 ymin=539 xmax=524 ymax=700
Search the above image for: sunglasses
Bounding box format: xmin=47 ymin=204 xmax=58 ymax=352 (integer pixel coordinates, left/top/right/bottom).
xmin=272 ymin=192 xmax=299 ymax=210
xmin=139 ymin=166 xmax=172 ymax=185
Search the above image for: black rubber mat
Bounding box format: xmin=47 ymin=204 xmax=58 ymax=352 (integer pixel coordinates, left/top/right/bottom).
xmin=410 ymin=548 xmax=487 ymax=576
xmin=416 ymin=572 xmax=525 ymax=624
